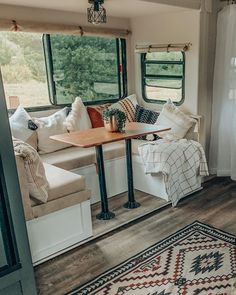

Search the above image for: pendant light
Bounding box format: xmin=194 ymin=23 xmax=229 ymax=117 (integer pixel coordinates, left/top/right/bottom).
xmin=87 ymin=0 xmax=107 ymax=25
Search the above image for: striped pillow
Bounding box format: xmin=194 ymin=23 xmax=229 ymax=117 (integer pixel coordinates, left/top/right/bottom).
xmin=108 ymin=94 xmax=138 ymax=122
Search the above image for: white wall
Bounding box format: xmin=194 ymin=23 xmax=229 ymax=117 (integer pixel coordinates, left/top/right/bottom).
xmin=130 ymin=10 xmax=201 ymax=115
xmin=0 ymin=4 xmax=130 ymax=29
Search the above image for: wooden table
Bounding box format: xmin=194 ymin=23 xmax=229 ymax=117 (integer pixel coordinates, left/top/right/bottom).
xmin=51 ymin=122 xmax=171 ymax=220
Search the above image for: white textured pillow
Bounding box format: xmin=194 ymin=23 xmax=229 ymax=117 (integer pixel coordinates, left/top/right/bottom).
xmin=64 ymin=97 xmax=92 ymax=132
xmin=9 ymin=105 xmax=38 ymax=150
xmin=108 ymin=94 xmax=138 ymax=122
xmin=155 ymin=100 xmax=196 ymax=140
xmin=13 ymin=137 xmax=49 ymax=203
xmin=33 ymin=108 xmax=71 ymax=154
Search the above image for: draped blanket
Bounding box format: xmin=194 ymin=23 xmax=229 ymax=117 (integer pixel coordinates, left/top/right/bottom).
xmin=138 ymin=139 xmax=209 ymax=206
xmin=13 ymin=137 xmax=49 ymax=203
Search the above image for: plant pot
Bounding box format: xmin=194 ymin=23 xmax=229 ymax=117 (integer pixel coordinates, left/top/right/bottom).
xmin=104 ymin=115 xmax=119 ymax=132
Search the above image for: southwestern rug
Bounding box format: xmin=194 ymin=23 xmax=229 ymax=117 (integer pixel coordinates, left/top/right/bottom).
xmin=67 ymin=221 xmax=236 ymax=295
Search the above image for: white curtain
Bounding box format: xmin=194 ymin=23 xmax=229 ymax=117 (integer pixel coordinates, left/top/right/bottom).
xmin=210 ymin=4 xmax=236 ymax=179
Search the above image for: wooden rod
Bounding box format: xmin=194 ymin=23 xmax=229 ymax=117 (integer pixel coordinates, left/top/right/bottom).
xmin=0 ymin=18 xmax=131 ymax=38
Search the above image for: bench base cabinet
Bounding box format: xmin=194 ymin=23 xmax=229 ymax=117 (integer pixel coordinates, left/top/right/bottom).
xmin=133 ymin=155 xmax=202 ymax=201
xmin=73 ymin=155 xmax=203 ymax=204
xmin=72 ymin=157 xmax=128 ymax=204
xmin=27 ymin=200 xmax=92 ymax=265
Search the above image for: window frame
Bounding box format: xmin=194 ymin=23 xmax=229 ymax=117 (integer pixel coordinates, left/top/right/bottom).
xmin=43 ymin=34 xmax=128 ymax=107
xmin=141 ymin=51 xmax=185 ymax=105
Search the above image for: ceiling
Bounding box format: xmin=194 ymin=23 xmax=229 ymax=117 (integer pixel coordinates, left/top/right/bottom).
xmin=0 ymin=0 xmax=187 ymax=18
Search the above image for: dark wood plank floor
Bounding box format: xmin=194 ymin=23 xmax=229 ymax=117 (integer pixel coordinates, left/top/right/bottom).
xmin=92 ymin=189 xmax=167 ymax=237
xmin=35 ymin=177 xmax=236 ymax=295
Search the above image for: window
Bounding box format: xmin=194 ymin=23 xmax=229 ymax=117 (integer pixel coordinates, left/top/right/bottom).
xmin=44 ymin=35 xmax=127 ymax=105
xmin=0 ymin=32 xmax=50 ymax=109
xmin=0 ymin=32 xmax=127 ymax=109
xmin=141 ymin=51 xmax=185 ymax=104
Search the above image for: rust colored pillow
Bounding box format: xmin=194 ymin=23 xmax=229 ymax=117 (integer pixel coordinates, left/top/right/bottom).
xmin=87 ymin=107 xmax=104 ymax=128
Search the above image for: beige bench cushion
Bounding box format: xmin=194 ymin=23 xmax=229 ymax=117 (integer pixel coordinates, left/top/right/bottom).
xmin=40 ymin=142 xmax=125 ymax=171
xmin=32 ymin=190 xmax=90 ymax=218
xmin=43 ymin=163 xmax=85 ymax=201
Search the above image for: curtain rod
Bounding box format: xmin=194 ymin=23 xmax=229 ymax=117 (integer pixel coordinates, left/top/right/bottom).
xmin=135 ymin=43 xmax=192 ymax=52
xmin=0 ymin=19 xmax=131 ymax=38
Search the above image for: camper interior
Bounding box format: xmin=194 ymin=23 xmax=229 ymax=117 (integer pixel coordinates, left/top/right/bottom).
xmin=1 ymin=0 xmax=236 ymax=294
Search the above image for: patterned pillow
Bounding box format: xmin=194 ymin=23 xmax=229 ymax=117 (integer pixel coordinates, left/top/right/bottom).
xmin=108 ymin=94 xmax=138 ymax=122
xmin=134 ymin=105 xmax=160 ymax=141
xmin=9 ymin=105 xmax=38 ymax=150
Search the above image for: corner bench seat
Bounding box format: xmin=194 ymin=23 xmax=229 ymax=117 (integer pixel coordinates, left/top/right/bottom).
xmin=16 ymin=155 xmax=92 ymax=264
xmin=16 ymin=156 xmax=91 ymax=220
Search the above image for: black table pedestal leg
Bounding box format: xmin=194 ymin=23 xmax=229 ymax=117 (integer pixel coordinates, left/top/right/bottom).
xmin=95 ymin=145 xmax=115 ymax=220
xmin=123 ymin=139 xmax=141 ymax=209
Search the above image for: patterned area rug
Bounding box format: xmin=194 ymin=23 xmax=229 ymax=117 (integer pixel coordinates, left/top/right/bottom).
xmin=67 ymin=221 xmax=236 ymax=295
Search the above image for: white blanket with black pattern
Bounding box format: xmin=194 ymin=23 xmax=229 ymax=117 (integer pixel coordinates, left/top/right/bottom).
xmin=138 ymin=139 xmax=209 ymax=206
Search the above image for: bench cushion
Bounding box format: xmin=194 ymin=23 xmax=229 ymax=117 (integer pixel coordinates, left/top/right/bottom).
xmin=40 ymin=142 xmax=125 ymax=171
xmin=32 ymin=190 xmax=90 ymax=218
xmin=43 ymin=163 xmax=85 ymax=201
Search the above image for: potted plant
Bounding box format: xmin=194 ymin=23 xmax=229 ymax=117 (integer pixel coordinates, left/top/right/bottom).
xmin=103 ymin=108 xmax=126 ymax=133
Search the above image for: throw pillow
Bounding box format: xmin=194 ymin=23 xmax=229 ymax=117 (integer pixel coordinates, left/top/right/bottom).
xmin=87 ymin=104 xmax=110 ymax=128
xmin=108 ymin=94 xmax=138 ymax=122
xmin=135 ymin=105 xmax=159 ymax=124
xmin=64 ymin=97 xmax=92 ymax=132
xmin=33 ymin=108 xmax=71 ymax=154
xmin=9 ymin=105 xmax=38 ymax=150
xmin=155 ymin=99 xmax=196 ymax=140
xmin=13 ymin=137 xmax=49 ymax=203
xmin=134 ymin=105 xmax=160 ymax=141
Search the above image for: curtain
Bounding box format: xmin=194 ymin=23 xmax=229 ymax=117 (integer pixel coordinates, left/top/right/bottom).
xmin=210 ymin=4 xmax=236 ymax=179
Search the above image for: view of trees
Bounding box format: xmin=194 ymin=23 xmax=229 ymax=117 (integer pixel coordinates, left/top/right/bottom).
xmin=0 ymin=32 xmax=49 ymax=107
xmin=49 ymin=35 xmax=120 ymax=104
xmin=0 ymin=32 xmax=46 ymax=83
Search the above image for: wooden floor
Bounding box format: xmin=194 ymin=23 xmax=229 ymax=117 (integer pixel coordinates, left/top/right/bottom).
xmin=92 ymin=190 xmax=167 ymax=237
xmin=35 ymin=177 xmax=236 ymax=295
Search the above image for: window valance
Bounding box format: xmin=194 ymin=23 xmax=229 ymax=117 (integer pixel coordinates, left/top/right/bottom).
xmin=0 ymin=18 xmax=131 ymax=38
xmin=135 ymin=43 xmax=192 ymax=53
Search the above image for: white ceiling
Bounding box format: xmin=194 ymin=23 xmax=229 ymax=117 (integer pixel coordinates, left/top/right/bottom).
xmin=0 ymin=0 xmax=187 ymax=18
